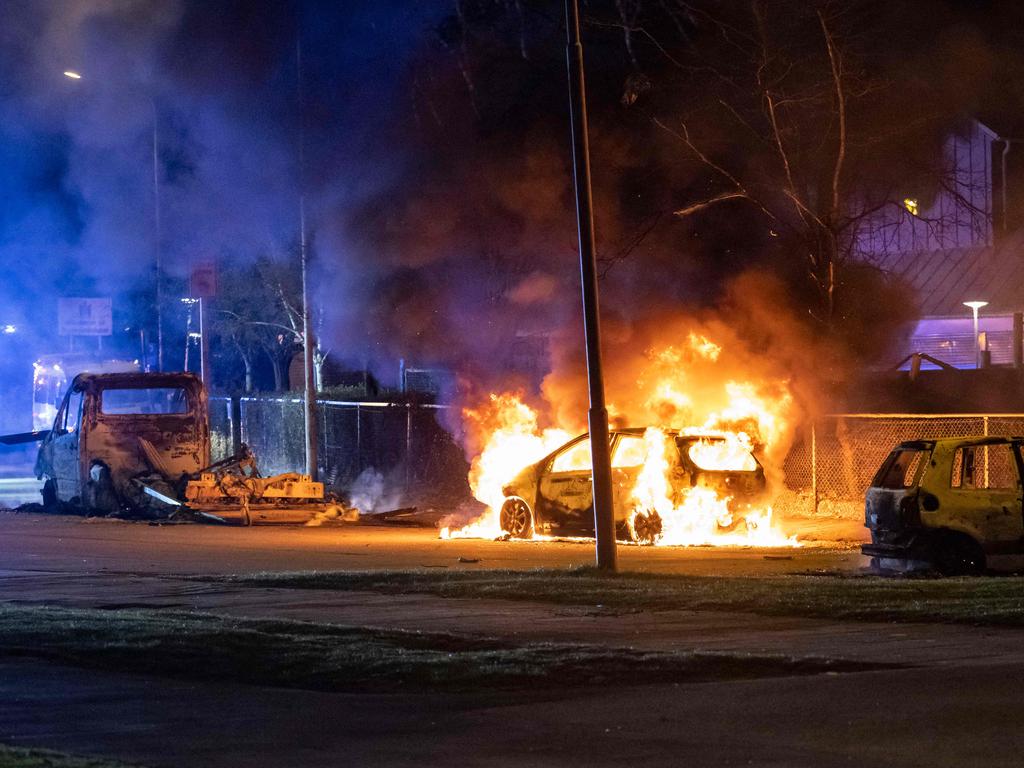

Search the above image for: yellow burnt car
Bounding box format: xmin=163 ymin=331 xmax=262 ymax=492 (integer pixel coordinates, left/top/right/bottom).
xmin=863 ymin=436 xmax=1024 ymax=574
xmin=497 ymin=428 xmax=767 ymax=543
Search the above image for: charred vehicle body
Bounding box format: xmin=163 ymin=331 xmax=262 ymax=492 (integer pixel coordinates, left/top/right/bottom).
xmin=497 ymin=428 xmax=767 ymax=543
xmin=863 ymin=436 xmax=1024 ymax=574
xmin=22 ymin=371 xmax=339 ymax=524
xmin=36 ymin=372 xmax=209 ymax=511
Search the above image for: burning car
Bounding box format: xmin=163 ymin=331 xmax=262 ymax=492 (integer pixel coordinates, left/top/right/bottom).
xmin=863 ymin=436 xmax=1024 ymax=575
xmin=496 ymin=428 xmax=768 ymax=544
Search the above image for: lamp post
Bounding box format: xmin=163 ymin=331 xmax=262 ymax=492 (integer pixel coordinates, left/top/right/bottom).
xmin=963 ymin=300 xmax=989 ymax=369
xmin=64 ymin=70 xmax=163 ymax=371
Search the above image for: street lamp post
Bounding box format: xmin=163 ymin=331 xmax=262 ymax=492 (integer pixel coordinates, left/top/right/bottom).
xmin=64 ymin=70 xmax=163 ymax=371
xmin=963 ymin=301 xmax=989 ymax=369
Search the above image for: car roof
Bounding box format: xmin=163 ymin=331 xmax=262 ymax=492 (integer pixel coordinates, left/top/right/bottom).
xmin=895 ymin=436 xmax=1024 ymax=449
xmin=612 ymin=427 xmax=732 ymax=438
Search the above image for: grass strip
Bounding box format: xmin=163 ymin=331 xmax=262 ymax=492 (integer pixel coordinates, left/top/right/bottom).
xmin=0 ymin=605 xmax=875 ymax=692
xmin=230 ymin=568 xmax=1024 ymax=627
xmin=0 ymin=744 xmax=143 ymax=768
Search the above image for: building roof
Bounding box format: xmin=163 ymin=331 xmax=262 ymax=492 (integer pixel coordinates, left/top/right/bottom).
xmin=880 ymin=233 xmax=1024 ymax=316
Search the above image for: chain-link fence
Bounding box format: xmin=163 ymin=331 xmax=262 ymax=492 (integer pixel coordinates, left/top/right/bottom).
xmin=208 ymin=399 xmax=1024 ymax=518
xmin=208 ymin=396 xmax=467 ymax=495
xmin=774 ymin=414 xmax=1024 ymax=519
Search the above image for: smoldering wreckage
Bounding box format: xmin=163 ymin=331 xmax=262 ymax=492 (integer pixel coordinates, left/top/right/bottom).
xmin=1 ymin=371 xmax=361 ymax=525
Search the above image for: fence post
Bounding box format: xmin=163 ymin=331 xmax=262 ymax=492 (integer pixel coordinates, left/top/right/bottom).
xmin=355 ymin=404 xmax=361 ymax=474
xmin=983 ymin=415 xmax=990 ymax=487
xmin=230 ymin=395 xmax=242 ymax=456
xmin=811 ymin=419 xmax=818 ymax=516
xmin=405 ymin=403 xmax=412 ymax=490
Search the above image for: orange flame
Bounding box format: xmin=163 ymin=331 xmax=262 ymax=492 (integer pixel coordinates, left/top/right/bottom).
xmin=444 ymin=332 xmax=798 ymax=548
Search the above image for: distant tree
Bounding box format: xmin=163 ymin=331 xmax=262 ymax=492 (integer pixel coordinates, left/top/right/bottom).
xmin=213 ymin=256 xmax=304 ymax=392
xmin=360 ymin=0 xmax=985 ymax=369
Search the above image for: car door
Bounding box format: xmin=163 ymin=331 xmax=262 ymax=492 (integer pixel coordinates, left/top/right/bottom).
xmin=47 ymin=387 xmax=84 ymax=501
xmin=949 ymin=441 xmax=1023 ymax=546
xmin=610 ymin=432 xmax=647 ymax=513
xmin=536 ymin=435 xmax=594 ymax=531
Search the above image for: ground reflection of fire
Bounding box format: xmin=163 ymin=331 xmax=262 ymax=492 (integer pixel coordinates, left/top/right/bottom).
xmin=441 ymin=332 xmax=799 ymax=547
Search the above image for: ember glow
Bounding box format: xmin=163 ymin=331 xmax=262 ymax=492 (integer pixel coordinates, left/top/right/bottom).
xmin=443 ymin=331 xmax=799 ymax=547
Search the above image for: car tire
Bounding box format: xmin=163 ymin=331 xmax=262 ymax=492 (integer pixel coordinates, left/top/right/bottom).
xmin=499 ymin=497 xmax=534 ymax=539
xmin=629 ymin=508 xmax=663 ymax=545
xmin=41 ymin=479 xmax=58 ymax=511
xmin=932 ymin=532 xmax=985 ymax=576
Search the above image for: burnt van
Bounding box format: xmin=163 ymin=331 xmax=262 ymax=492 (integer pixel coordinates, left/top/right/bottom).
xmin=863 ymin=436 xmax=1024 ymax=574
xmin=34 ymin=372 xmax=210 ymax=512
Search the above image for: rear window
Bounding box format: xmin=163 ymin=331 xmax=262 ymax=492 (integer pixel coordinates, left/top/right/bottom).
xmin=101 ymin=387 xmax=189 ymax=415
xmin=685 ymin=439 xmax=757 ymax=472
xmin=873 ymin=448 xmax=928 ymax=489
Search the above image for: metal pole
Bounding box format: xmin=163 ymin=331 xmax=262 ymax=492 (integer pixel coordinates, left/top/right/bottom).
xmin=973 ymin=307 xmax=980 ymax=369
xmin=199 ymin=297 xmax=211 ymax=388
xmin=151 ymin=98 xmax=163 ymax=372
xmin=297 ymin=34 xmax=319 ymax=481
xmin=564 ymin=0 xmax=616 ymax=572
xmin=405 ymin=403 xmax=412 ymax=490
xmin=811 ymin=421 xmax=818 ymax=516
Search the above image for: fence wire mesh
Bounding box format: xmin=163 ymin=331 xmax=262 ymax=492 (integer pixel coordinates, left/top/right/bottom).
xmin=774 ymin=414 xmax=1024 ymax=519
xmin=208 ymin=396 xmax=467 ymax=495
xmin=209 ymin=399 xmax=1024 ymax=518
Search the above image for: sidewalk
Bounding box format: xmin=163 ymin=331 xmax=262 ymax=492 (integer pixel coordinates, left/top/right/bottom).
xmin=1 ymin=570 xmax=1021 ymax=667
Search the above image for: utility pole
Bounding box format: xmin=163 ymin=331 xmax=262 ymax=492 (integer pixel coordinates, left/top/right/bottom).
xmin=199 ymin=297 xmax=211 ymax=388
xmin=564 ymin=0 xmax=617 ymax=572
xmin=152 ymin=98 xmax=163 ymax=372
xmin=297 ymin=34 xmax=318 ymax=480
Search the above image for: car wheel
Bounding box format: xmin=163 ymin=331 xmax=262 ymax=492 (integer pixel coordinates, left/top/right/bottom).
xmin=629 ymin=508 xmax=663 ymax=545
xmin=932 ymin=532 xmax=985 ymax=576
xmin=41 ymin=479 xmax=58 ymax=511
xmin=499 ymin=497 xmax=534 ymax=539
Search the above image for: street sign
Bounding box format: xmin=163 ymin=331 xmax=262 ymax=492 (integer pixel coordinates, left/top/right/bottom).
xmin=190 ymin=262 xmax=217 ymax=298
xmin=58 ymin=298 xmax=112 ymax=337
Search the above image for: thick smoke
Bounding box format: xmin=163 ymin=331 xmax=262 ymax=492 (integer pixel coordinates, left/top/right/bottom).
xmin=0 ymin=0 xmax=1020 ymax=433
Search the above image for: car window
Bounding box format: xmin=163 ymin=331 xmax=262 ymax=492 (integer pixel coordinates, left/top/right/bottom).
xmin=64 ymin=389 xmax=84 ymax=433
xmin=686 ymin=439 xmax=757 ymax=472
xmin=612 ymin=435 xmax=646 ymax=468
xmin=951 ymin=444 xmax=1020 ymax=490
xmin=101 ymin=387 xmax=189 ymax=415
xmin=551 ymin=437 xmax=592 ymax=473
xmin=874 ymin=448 xmax=928 ymax=489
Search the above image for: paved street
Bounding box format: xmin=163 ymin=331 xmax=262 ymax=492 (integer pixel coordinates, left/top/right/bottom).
xmin=0 ymin=510 xmax=864 ymax=576
xmin=1 ymin=510 xmax=1019 ymax=767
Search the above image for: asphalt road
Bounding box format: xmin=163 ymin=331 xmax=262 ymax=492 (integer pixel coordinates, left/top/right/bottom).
xmin=7 ymin=510 xmax=1012 ymax=768
xmin=0 ymin=510 xmax=865 ymax=576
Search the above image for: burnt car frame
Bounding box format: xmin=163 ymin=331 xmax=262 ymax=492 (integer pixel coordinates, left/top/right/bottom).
xmin=35 ymin=372 xmax=210 ymax=512
xmin=498 ymin=428 xmax=767 ymax=543
xmin=863 ymin=436 xmax=1024 ymax=574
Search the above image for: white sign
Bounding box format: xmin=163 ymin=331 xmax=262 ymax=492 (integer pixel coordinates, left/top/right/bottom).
xmin=58 ymin=298 xmax=112 ymax=337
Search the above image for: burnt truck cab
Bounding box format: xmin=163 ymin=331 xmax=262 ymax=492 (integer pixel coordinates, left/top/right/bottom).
xmin=498 ymin=428 xmax=767 ymax=543
xmin=863 ymin=436 xmax=1024 ymax=574
xmin=35 ymin=372 xmax=210 ymax=512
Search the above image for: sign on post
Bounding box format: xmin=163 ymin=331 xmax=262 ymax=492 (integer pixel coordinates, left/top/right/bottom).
xmin=190 ymin=262 xmax=217 ymax=298
xmin=58 ymin=298 xmax=112 ymax=336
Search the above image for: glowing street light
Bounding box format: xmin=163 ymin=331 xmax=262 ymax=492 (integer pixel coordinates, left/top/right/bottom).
xmin=963 ymin=300 xmax=989 ymax=369
xmin=64 ymin=69 xmax=164 ymax=371
xmin=2 ymin=325 xmax=16 ymax=334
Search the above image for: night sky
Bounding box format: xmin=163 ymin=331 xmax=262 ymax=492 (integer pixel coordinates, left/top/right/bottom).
xmin=2 ymin=0 xmax=1023 ymax=409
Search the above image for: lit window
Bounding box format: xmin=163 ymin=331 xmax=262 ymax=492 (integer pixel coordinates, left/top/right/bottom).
xmin=903 ymin=198 xmax=919 ymax=216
